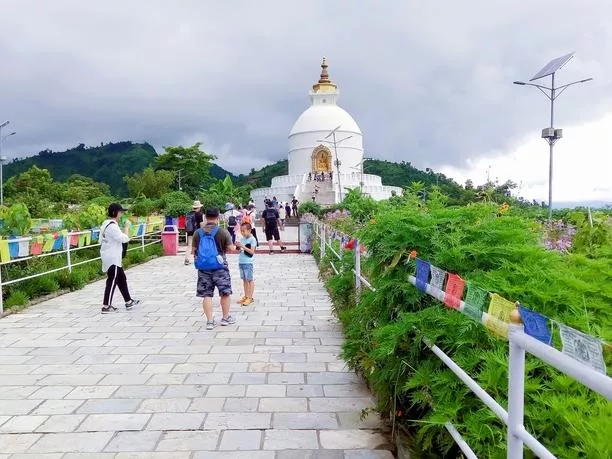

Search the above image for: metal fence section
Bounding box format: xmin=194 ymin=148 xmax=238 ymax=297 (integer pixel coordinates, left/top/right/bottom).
xmin=0 ymin=222 xmax=163 ymax=314
xmin=312 ymin=222 xmax=612 ymax=459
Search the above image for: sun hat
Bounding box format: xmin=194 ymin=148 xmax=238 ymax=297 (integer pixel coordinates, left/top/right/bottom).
xmin=192 ymin=200 xmax=203 ymax=209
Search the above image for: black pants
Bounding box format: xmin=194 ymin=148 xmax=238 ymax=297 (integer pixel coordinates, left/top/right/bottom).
xmin=228 ymin=227 xmax=236 ymax=244
xmin=103 ymin=265 xmax=131 ymax=306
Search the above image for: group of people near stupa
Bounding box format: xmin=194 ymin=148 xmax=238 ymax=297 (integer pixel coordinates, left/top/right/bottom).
xmin=98 ymin=195 xmax=301 ymax=329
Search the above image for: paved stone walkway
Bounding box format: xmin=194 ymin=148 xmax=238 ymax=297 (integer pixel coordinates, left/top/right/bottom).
xmin=0 ymin=252 xmax=392 ymax=458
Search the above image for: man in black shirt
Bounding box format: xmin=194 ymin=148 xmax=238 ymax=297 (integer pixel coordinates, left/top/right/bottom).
xmin=261 ymin=201 xmax=286 ymax=254
xmin=184 ymin=200 xmax=204 ymax=265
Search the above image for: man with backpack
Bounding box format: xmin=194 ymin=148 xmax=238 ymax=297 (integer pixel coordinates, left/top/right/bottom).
xmin=184 ymin=200 xmax=204 ymax=265
xmin=261 ymin=200 xmax=286 ymax=254
xmin=192 ymin=208 xmax=236 ymax=330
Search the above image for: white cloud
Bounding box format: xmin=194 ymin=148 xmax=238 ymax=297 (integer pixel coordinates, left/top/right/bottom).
xmin=439 ymin=114 xmax=612 ymax=203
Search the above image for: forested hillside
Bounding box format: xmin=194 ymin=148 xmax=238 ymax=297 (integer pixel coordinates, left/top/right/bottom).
xmin=4 ymin=142 xmax=236 ymax=195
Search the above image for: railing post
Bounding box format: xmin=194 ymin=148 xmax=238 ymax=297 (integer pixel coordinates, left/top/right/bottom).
xmin=0 ymin=262 xmax=4 ymax=315
xmin=141 ymin=223 xmax=146 ymax=252
xmin=355 ymin=239 xmax=362 ymax=298
xmin=508 ymin=308 xmax=525 ymax=459
xmin=320 ymin=224 xmax=326 ymax=260
xmin=66 ymin=232 xmax=72 ymax=273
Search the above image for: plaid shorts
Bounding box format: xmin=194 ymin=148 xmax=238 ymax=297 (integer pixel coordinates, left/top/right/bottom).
xmin=196 ymin=268 xmax=232 ymax=297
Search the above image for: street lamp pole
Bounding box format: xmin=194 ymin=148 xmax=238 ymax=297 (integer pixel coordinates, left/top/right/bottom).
xmin=513 ymin=52 xmax=592 ymax=221
xmin=0 ymin=121 xmax=15 ymax=207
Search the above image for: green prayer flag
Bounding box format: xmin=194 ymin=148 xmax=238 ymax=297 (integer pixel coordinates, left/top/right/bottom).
xmin=463 ymin=282 xmax=488 ymax=321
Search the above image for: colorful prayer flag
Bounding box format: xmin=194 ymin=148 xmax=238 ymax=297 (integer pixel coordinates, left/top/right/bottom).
xmin=484 ymin=293 xmax=515 ymax=338
xmin=8 ymin=238 xmax=19 ymax=259
xmin=415 ymin=258 xmax=430 ymax=292
xmin=137 ymin=224 xmax=144 ymax=237
xmin=78 ymin=233 xmax=86 ymax=247
xmin=91 ymin=230 xmax=99 ymax=242
xmin=43 ymin=234 xmax=55 ymax=252
xmin=463 ymin=282 xmax=488 ymax=321
xmin=30 ymin=237 xmax=43 ymax=256
xmin=52 ymin=235 xmax=64 ymax=251
xmin=84 ymin=231 xmax=91 ymax=246
xmin=429 ymin=265 xmax=447 ymax=290
xmin=0 ymin=239 xmax=10 ymax=263
xmin=558 ymin=324 xmax=606 ymax=374
xmin=443 ymin=273 xmax=465 ymax=309
xmin=518 ymin=305 xmax=552 ymax=345
xmin=70 ymin=234 xmax=79 ymax=247
xmin=18 ymin=240 xmax=29 ymax=257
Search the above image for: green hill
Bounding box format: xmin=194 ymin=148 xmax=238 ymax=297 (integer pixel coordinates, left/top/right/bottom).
xmin=5 ymin=141 xmax=236 ymax=196
xmin=5 ymin=141 xmax=471 ymax=201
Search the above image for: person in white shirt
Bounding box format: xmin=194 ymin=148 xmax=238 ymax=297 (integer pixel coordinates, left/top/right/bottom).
xmin=223 ymin=203 xmax=242 ymax=244
xmin=278 ymin=202 xmax=287 ymax=230
xmin=100 ymin=203 xmax=140 ymax=314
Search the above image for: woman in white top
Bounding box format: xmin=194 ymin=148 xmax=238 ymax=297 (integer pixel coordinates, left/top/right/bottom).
xmin=100 ymin=203 xmax=140 ymax=314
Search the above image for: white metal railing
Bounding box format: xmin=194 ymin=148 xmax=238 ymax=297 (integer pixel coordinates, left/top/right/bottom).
xmin=0 ymin=222 xmax=164 ymax=314
xmin=312 ymin=221 xmax=612 ymax=459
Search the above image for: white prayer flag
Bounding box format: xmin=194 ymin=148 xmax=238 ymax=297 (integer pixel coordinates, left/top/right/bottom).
xmin=18 ymin=240 xmax=29 ymax=257
xmin=558 ymin=324 xmax=606 ymax=374
xmin=429 ymin=265 xmax=447 ymax=290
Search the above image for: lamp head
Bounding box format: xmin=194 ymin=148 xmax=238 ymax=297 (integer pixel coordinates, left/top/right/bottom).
xmin=513 ymin=81 xmax=527 ymax=85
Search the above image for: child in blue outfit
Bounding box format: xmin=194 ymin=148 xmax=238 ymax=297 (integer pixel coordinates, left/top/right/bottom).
xmin=235 ymin=222 xmax=257 ymax=306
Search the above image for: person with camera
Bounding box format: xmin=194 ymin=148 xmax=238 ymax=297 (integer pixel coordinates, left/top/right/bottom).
xmin=100 ymin=203 xmax=141 ymax=314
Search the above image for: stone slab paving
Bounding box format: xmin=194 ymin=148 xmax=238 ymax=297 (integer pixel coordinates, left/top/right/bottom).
xmin=0 ymin=251 xmax=393 ymax=458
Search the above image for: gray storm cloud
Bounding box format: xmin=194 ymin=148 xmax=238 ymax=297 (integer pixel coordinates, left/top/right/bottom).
xmin=0 ymin=0 xmax=610 ymax=174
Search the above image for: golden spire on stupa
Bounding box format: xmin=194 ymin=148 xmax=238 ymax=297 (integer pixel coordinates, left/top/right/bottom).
xmin=312 ymin=56 xmax=338 ymax=93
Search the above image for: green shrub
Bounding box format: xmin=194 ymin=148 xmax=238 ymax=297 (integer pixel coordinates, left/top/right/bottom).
xmin=20 ymin=276 xmax=60 ymax=297
xmin=322 ymin=200 xmax=612 ymax=458
xmin=4 ymin=290 xmax=29 ymax=310
xmin=130 ymin=198 xmax=156 ymax=217
xmin=298 ymin=201 xmax=322 ymax=217
xmin=161 ymin=191 xmax=192 ymax=217
xmin=57 ymin=270 xmax=88 ymax=291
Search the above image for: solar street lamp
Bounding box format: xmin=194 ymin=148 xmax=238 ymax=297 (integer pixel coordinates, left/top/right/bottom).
xmin=0 ymin=122 xmax=15 ymax=207
xmin=513 ymin=52 xmax=592 ymax=221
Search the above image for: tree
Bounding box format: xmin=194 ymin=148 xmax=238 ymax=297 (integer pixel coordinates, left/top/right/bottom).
xmin=124 ymin=167 xmax=175 ymax=199
xmin=155 ymin=143 xmax=216 ymax=196
xmin=62 ymin=175 xmax=110 ymax=204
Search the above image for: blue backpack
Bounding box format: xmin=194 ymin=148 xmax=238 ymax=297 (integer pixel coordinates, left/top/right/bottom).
xmin=194 ymin=227 xmax=225 ymax=271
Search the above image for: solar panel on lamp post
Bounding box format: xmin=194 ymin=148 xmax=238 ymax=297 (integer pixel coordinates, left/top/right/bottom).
xmin=513 ymin=52 xmax=592 ymax=222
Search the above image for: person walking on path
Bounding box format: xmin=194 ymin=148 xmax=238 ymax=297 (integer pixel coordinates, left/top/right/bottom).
xmin=223 ymin=203 xmax=241 ymax=244
xmin=100 ymin=203 xmax=140 ymax=314
xmin=278 ymin=202 xmax=287 ymax=230
xmin=184 ymin=200 xmax=204 ymax=265
xmin=192 ymin=208 xmax=236 ymax=330
xmin=235 ymin=222 xmax=257 ymax=306
xmin=242 ymin=204 xmax=258 ymax=246
xmin=261 ymin=200 xmax=286 ymax=254
xmin=291 ymin=196 xmax=299 ymax=217
xmin=285 ymin=201 xmax=292 ymax=218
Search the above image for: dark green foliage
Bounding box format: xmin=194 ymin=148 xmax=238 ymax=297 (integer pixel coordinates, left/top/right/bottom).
xmin=298 ymin=201 xmax=323 ymax=217
xmin=160 ymin=191 xmax=192 ymax=217
xmin=323 ymin=196 xmax=612 ymax=458
xmin=130 ymin=198 xmax=158 ymax=217
xmin=235 ymin=160 xmax=288 ymax=188
xmin=4 ymin=290 xmax=29 ymax=310
xmin=5 ymin=142 xmax=157 ymax=196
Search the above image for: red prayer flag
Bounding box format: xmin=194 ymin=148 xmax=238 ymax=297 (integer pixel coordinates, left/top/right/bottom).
xmin=70 ymin=234 xmax=79 ymax=247
xmin=443 ymin=273 xmax=465 ymax=309
xmin=30 ymin=242 xmax=43 ymax=255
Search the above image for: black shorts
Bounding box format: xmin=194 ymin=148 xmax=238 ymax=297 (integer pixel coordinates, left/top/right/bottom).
xmin=265 ymin=227 xmax=280 ymax=241
xmin=196 ymin=268 xmax=232 ymax=297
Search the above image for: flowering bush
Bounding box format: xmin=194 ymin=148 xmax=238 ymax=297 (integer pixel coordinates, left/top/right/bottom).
xmin=299 ymin=212 xmax=318 ymax=223
xmin=542 ymin=220 xmax=576 ymax=253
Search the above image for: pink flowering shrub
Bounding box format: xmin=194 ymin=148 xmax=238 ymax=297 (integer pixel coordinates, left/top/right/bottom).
xmin=542 ymin=220 xmax=577 ymax=253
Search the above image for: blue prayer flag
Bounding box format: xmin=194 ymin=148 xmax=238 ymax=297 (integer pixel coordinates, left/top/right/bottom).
xmin=519 ymin=305 xmax=552 ymax=345
xmin=415 ymin=258 xmax=430 ymax=292
xmin=8 ymin=237 xmax=19 ymax=258
xmin=52 ymin=235 xmax=64 ymax=251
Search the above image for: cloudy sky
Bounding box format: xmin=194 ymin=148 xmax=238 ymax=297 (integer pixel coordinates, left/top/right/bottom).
xmin=1 ymin=0 xmax=610 ymax=203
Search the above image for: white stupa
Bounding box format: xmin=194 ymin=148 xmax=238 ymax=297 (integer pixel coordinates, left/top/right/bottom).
xmin=250 ymin=57 xmax=402 ymax=209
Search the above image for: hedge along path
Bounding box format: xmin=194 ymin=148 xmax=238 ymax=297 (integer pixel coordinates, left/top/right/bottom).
xmin=0 ymin=252 xmax=394 ymax=457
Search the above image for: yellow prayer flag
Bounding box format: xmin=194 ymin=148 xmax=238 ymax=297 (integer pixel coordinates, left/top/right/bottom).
xmin=85 ymin=231 xmax=91 ymax=246
xmin=484 ymin=293 xmax=516 ymax=339
xmin=0 ymin=239 xmax=10 ymax=263
xmin=43 ymin=234 xmax=55 ymax=252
